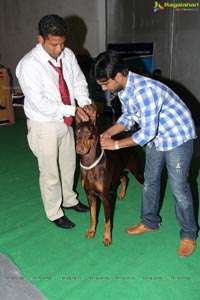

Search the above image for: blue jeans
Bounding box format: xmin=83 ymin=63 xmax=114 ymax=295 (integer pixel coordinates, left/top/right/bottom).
xmin=142 ymin=140 xmax=197 ymax=240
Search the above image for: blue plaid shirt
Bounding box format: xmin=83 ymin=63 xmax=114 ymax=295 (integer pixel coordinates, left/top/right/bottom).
xmin=118 ymin=72 xmax=196 ymax=151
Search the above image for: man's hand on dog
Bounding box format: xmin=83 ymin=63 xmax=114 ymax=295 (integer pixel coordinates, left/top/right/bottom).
xmin=75 ymin=107 xmax=90 ymax=122
xmin=83 ymin=105 xmax=97 ymax=123
xmin=100 ymin=135 xmax=115 ymax=150
xmin=75 ymin=105 xmax=96 ymax=123
xmin=100 ymin=131 xmax=115 ymax=150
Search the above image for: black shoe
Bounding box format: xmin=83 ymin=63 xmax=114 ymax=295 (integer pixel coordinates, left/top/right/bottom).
xmin=53 ymin=216 xmax=75 ymax=229
xmin=64 ymin=201 xmax=90 ymax=212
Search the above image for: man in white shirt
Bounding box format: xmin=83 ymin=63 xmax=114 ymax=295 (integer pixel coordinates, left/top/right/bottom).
xmin=16 ymin=14 xmax=95 ymax=229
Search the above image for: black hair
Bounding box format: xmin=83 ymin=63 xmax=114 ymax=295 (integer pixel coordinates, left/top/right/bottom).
xmin=38 ymin=14 xmax=66 ymax=39
xmin=91 ymin=50 xmax=129 ymax=82
xmin=152 ymin=68 xmax=162 ymax=79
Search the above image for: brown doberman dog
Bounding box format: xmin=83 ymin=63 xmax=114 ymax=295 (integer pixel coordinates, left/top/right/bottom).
xmin=75 ymin=117 xmax=144 ymax=246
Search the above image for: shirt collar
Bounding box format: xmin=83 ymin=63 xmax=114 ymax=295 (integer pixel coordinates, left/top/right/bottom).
xmin=118 ymin=71 xmax=132 ymax=98
xmin=37 ymin=43 xmax=64 ymax=64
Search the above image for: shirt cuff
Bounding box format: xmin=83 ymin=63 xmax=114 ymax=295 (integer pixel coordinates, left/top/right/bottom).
xmin=64 ymin=105 xmax=76 ymax=117
xmin=78 ymin=98 xmax=91 ymax=108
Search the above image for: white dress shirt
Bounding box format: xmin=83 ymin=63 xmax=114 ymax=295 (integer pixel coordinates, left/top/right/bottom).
xmin=16 ymin=43 xmax=91 ymax=122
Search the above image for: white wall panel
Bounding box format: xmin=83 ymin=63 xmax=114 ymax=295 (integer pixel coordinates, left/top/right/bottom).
xmin=0 ymin=0 xmax=106 ymax=88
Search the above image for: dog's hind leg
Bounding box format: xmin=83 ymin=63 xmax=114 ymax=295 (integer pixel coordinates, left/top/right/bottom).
xmin=86 ymin=198 xmax=97 ymax=239
xmin=118 ymin=175 xmax=128 ymax=200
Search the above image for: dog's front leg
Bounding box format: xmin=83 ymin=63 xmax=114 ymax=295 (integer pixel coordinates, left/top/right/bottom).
xmin=102 ymin=197 xmax=112 ymax=246
xmin=86 ymin=197 xmax=96 ymax=239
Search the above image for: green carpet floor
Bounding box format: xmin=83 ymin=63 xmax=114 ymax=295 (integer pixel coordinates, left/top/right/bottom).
xmin=0 ymin=117 xmax=200 ymax=300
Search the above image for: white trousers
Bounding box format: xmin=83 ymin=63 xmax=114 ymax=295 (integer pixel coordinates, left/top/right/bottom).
xmin=27 ymin=120 xmax=78 ymax=221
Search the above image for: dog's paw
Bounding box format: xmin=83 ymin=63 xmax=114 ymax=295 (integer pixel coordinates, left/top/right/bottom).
xmin=103 ymin=237 xmax=112 ymax=246
xmin=86 ymin=230 xmax=95 ymax=239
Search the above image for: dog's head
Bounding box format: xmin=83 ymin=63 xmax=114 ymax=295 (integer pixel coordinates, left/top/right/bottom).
xmin=75 ymin=105 xmax=98 ymax=155
xmin=75 ymin=120 xmax=98 ymax=155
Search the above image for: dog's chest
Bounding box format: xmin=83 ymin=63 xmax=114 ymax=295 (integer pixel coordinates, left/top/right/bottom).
xmin=81 ymin=165 xmax=110 ymax=195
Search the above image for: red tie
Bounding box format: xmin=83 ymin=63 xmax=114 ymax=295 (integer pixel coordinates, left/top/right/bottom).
xmin=49 ymin=59 xmax=73 ymax=126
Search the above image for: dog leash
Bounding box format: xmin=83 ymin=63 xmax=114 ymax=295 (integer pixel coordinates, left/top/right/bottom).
xmin=80 ymin=149 xmax=105 ymax=170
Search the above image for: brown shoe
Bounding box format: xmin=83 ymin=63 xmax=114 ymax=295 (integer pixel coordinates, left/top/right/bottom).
xmin=126 ymin=223 xmax=158 ymax=235
xmin=178 ymin=240 xmax=196 ymax=257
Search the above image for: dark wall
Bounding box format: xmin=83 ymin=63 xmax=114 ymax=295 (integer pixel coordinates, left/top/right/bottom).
xmin=107 ymin=0 xmax=200 ymax=107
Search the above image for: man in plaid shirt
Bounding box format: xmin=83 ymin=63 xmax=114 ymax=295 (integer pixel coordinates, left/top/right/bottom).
xmin=92 ymin=50 xmax=198 ymax=257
